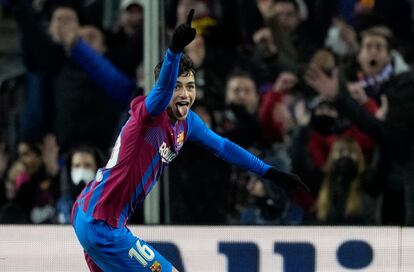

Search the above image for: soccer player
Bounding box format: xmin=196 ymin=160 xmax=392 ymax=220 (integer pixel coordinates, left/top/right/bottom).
xmin=72 ymin=9 xmax=308 ymax=272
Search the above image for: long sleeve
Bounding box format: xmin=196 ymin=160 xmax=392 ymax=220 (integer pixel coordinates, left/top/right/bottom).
xmin=145 ymin=49 xmax=182 ymax=116
xmin=342 ymin=98 xmax=378 ymax=154
xmin=186 ymin=111 xmax=271 ymax=176
xmin=70 ymin=39 xmax=136 ymax=104
xmin=258 ymin=90 xmax=285 ymax=142
xmin=334 ymin=84 xmax=385 ymax=142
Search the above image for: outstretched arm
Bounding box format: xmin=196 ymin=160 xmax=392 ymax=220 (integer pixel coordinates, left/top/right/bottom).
xmin=187 ymin=111 xmax=308 ymax=192
xmin=145 ymin=9 xmax=196 ymax=116
xmin=70 ymin=39 xmax=136 ymax=104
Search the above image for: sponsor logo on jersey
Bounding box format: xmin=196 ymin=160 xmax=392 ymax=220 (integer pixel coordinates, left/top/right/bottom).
xmin=159 ymin=142 xmax=177 ymax=163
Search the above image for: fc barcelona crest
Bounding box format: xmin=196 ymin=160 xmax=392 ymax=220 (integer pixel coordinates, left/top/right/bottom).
xmin=176 ymin=131 xmax=184 ymax=149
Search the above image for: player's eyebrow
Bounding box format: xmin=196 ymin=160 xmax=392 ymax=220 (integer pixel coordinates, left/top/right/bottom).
xmin=176 ymin=80 xmax=195 ymax=85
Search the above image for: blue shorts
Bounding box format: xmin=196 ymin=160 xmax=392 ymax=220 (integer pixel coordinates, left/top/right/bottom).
xmin=73 ymin=207 xmax=173 ymax=272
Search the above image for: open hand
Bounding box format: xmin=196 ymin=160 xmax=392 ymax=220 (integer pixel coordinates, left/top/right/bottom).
xmin=305 ymin=65 xmax=339 ymax=99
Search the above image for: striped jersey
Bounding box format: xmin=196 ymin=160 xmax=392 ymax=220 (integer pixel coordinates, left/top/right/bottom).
xmin=74 ymin=49 xmax=270 ymax=228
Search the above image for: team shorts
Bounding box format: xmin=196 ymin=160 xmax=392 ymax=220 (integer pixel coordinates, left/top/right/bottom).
xmin=73 ymin=207 xmax=173 ymax=272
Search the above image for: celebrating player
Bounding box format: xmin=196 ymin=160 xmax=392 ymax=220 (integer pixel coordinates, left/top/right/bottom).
xmin=72 ymin=9 xmax=308 ymax=272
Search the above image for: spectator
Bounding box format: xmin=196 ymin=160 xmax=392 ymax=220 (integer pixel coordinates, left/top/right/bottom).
xmin=184 ymin=34 xmax=224 ymax=111
xmin=169 ymin=104 xmax=231 ymax=224
xmin=52 ymin=24 xmax=125 ymax=154
xmin=258 ymin=71 xmax=297 ymax=144
xmin=105 ymin=0 xmax=143 ymax=77
xmin=348 ymin=27 xmax=410 ymax=103
xmin=217 ymin=70 xmax=261 ymax=149
xmin=353 ymin=0 xmax=413 ymax=59
xmin=11 ymin=1 xmax=80 ymax=141
xmin=288 ymin=47 xmax=378 ymax=212
xmin=315 ymin=136 xmax=378 ymax=224
xmin=0 ymin=135 xmax=60 ymax=223
xmin=64 ymin=25 xmax=137 ymax=104
xmin=325 ymin=18 xmax=359 ymax=58
xmin=258 ymin=0 xmax=331 ymax=63
xmin=56 ymin=145 xmax=103 ymax=224
xmin=306 ymin=27 xmax=414 ymax=226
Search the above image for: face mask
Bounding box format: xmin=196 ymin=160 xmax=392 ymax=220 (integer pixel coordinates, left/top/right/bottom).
xmin=311 ymin=115 xmax=336 ymax=135
xmin=331 ymin=157 xmax=358 ymax=183
xmin=71 ymin=168 xmax=96 ymax=185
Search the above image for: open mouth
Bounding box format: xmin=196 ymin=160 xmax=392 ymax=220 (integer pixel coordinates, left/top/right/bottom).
xmin=176 ymin=101 xmax=190 ymax=116
xmin=369 ymin=59 xmax=378 ymax=67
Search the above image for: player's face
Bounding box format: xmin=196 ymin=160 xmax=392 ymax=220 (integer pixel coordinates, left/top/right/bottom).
xmin=168 ymin=71 xmax=196 ymax=122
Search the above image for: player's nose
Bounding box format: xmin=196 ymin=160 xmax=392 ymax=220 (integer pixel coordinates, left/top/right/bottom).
xmin=180 ymin=87 xmax=190 ymax=97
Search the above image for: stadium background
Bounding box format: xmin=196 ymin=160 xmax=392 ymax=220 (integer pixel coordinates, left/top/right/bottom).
xmin=1 ymin=0 xmax=414 ymax=271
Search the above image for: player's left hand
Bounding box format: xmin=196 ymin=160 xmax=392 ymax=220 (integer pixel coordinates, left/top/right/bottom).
xmin=263 ymin=167 xmax=309 ymax=193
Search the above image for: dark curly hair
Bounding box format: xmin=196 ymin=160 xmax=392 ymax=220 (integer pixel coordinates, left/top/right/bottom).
xmin=154 ymin=54 xmax=196 ymax=81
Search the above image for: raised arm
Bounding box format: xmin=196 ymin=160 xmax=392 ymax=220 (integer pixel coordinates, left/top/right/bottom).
xmin=186 ymin=111 xmax=308 ymax=192
xmin=145 ymin=9 xmax=196 ymax=116
xmin=305 ymin=66 xmax=385 ymax=141
xmin=70 ymin=39 xmax=136 ymax=104
xmin=11 ymin=0 xmax=66 ymax=72
xmin=145 ymin=49 xmax=182 ymax=115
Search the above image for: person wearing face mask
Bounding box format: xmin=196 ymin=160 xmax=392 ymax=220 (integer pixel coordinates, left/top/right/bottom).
xmin=218 ymin=70 xmax=261 ymax=149
xmin=315 ymin=137 xmax=378 ymax=224
xmin=304 ymin=49 xmax=378 ymax=168
xmin=306 ymin=26 xmax=414 ymax=226
xmin=289 ymin=94 xmax=377 ymax=214
xmin=56 ymin=146 xmax=102 ymax=224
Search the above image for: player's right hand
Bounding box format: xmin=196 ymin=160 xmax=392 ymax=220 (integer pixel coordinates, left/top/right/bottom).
xmin=169 ymin=9 xmax=197 ymax=53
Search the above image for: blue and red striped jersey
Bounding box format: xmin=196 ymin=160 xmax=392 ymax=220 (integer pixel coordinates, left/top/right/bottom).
xmin=74 ymin=49 xmax=271 ymax=228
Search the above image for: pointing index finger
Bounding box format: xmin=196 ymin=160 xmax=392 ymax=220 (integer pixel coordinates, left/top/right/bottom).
xmin=186 ymin=9 xmax=195 ymax=25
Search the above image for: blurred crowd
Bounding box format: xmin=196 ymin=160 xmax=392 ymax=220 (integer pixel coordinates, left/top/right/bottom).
xmin=0 ymin=0 xmax=414 ymax=226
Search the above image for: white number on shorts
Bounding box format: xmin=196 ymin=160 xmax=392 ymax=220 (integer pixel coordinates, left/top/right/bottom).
xmin=128 ymin=240 xmax=155 ymax=267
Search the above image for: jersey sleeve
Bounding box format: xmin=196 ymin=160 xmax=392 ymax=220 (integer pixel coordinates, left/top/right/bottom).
xmin=69 ymin=39 xmax=135 ymax=104
xmin=187 ymin=111 xmax=271 ymax=176
xmin=145 ymin=49 xmax=182 ymax=116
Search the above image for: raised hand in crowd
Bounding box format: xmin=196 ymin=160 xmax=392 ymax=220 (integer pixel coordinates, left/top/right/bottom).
xmin=256 ymin=0 xmax=274 ymax=19
xmin=294 ymin=100 xmax=311 ymax=126
xmin=252 ymin=27 xmax=278 ymax=57
xmin=347 ymin=82 xmax=369 ymax=105
xmin=305 ymin=65 xmax=339 ymax=99
xmin=273 ymin=71 xmax=298 ymax=92
xmin=375 ymin=95 xmax=388 ymax=121
xmin=41 ymin=134 xmax=60 ymax=177
xmin=47 ymin=6 xmax=80 ymax=45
